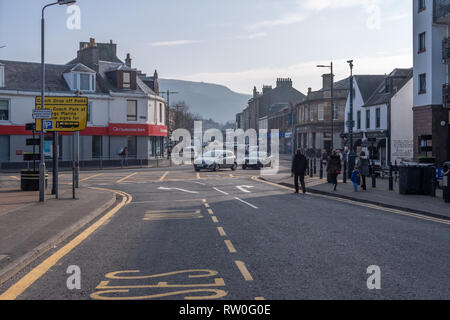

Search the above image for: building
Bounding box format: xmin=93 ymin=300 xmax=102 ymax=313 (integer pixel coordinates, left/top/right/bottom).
xmin=295 ymin=74 xmax=350 ymax=156
xmin=344 ymin=70 xmax=414 ymax=168
xmin=0 ymin=38 xmax=167 ymax=168
xmin=267 ymin=106 xmax=296 ymax=154
xmin=413 ymin=0 xmax=450 ymax=165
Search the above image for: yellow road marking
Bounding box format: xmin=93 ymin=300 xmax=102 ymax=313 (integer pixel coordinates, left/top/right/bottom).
xmin=202 ymin=199 xmax=206 ymax=203
xmin=159 ymin=171 xmax=169 ymax=182
xmin=211 ymin=216 xmax=219 ymax=223
xmin=207 ymin=209 xmax=214 ymax=215
xmin=255 ymin=297 xmax=265 ymax=300
xmin=224 ymin=240 xmax=237 ymax=253
xmin=80 ymin=173 xmax=103 ymax=182
xmin=196 ymin=172 xmax=201 ymax=179
xmin=217 ymin=227 xmax=227 ymax=237
xmin=253 ymin=176 xmax=450 ymax=226
xmin=116 ymin=172 xmax=138 ymax=184
xmin=9 ymin=176 xmax=20 ymax=181
xmin=235 ymin=261 xmax=254 ymax=281
xmin=0 ymin=187 xmax=132 ymax=300
xmin=204 ymin=203 xmax=210 ymax=208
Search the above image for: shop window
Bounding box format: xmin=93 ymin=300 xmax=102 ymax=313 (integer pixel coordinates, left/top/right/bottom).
xmin=92 ymin=136 xmax=102 ymax=159
xmin=0 ymin=135 xmax=9 ymax=162
xmin=0 ymin=99 xmax=9 ymax=121
xmin=127 ymin=136 xmax=137 ymax=157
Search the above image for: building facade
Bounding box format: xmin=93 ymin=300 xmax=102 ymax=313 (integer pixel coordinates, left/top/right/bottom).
xmin=0 ymin=39 xmax=167 ymax=168
xmin=413 ymin=0 xmax=450 ymax=165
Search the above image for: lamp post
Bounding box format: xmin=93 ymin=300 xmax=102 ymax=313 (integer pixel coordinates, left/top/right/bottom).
xmin=317 ymin=62 xmax=334 ymax=152
xmin=347 ymin=60 xmax=356 ymax=178
xmin=40 ymin=0 xmax=76 ymax=202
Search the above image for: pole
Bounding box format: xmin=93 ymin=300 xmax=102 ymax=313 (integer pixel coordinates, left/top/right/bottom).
xmin=371 ymin=142 xmax=377 ymax=188
xmin=330 ymin=62 xmax=334 ymax=151
xmin=166 ymin=90 xmax=170 ymax=159
xmin=72 ymin=132 xmax=76 ymax=199
xmin=347 ymin=61 xmax=356 ymax=178
xmin=39 ymin=15 xmax=46 ymax=203
xmin=75 ymin=131 xmax=80 ymax=188
xmin=52 ymin=132 xmax=59 ymax=198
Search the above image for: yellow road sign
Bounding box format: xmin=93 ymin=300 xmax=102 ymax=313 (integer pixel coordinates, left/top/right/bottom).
xmin=35 ymin=96 xmax=88 ymax=132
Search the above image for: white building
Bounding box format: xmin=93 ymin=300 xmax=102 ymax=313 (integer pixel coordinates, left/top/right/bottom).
xmin=0 ymin=39 xmax=167 ymax=169
xmin=344 ymin=70 xmax=413 ymax=168
xmin=413 ymin=0 xmax=449 ymax=164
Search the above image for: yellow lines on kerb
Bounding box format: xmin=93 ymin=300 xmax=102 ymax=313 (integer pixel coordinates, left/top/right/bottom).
xmin=255 ymin=297 xmax=265 ymax=300
xmin=224 ymin=240 xmax=237 ymax=253
xmin=196 ymin=172 xmax=201 ymax=179
xmin=211 ymin=216 xmax=219 ymax=223
xmin=252 ymin=176 xmax=450 ymax=226
xmin=217 ymin=227 xmax=227 ymax=237
xmin=116 ymin=172 xmax=138 ymax=184
xmin=159 ymin=171 xmax=169 ymax=182
xmin=0 ymin=187 xmax=132 ymax=300
xmin=9 ymin=176 xmax=20 ymax=181
xmin=81 ymin=173 xmax=103 ymax=182
xmin=235 ymin=261 xmax=254 ymax=281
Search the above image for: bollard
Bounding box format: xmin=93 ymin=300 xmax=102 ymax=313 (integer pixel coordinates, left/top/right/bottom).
xmin=310 ymin=159 xmax=314 ymax=178
xmin=320 ymin=161 xmax=323 ymax=179
xmin=314 ymin=158 xmax=317 ymax=175
xmin=371 ymin=162 xmax=377 ymax=188
xmin=389 ymin=165 xmax=393 ymax=191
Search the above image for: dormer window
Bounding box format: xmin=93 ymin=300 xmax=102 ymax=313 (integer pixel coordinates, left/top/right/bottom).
xmin=0 ymin=64 xmax=4 ymax=87
xmin=123 ymin=72 xmax=131 ymax=89
xmin=64 ymin=63 xmax=96 ymax=93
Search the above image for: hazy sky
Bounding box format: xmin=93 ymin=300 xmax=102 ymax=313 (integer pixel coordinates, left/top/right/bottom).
xmin=0 ymin=0 xmax=412 ymax=94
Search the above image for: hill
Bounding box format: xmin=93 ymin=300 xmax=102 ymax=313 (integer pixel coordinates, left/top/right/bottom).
xmin=159 ymin=79 xmax=251 ymax=124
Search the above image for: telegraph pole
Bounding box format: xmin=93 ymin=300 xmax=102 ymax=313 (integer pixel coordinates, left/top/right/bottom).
xmin=347 ymin=60 xmax=356 ymax=178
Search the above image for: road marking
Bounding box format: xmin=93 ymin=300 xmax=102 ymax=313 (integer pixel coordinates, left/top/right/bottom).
xmin=224 ymin=240 xmax=237 ymax=253
xmin=0 ymin=187 xmax=132 ymax=300
xmin=202 ymin=199 xmax=207 ymax=203
xmin=255 ymin=297 xmax=265 ymax=300
xmin=253 ymin=176 xmax=450 ymax=226
xmin=196 ymin=173 xmax=201 ymax=179
xmin=144 ymin=210 xmax=202 ymax=221
xmin=207 ymin=209 xmax=214 ymax=215
xmin=158 ymin=187 xmax=199 ymax=194
xmin=217 ymin=227 xmax=227 ymax=237
xmin=204 ymin=203 xmax=210 ymax=208
xmin=211 ymin=216 xmax=219 ymax=223
xmin=235 ymin=261 xmax=254 ymax=281
xmin=213 ymin=187 xmax=229 ymax=195
xmin=193 ymin=181 xmax=206 ymax=186
xmin=234 ymin=197 xmax=258 ymax=209
xmin=229 ymin=174 xmax=234 ymax=178
xmin=131 ymin=199 xmax=203 ymax=204
xmin=81 ymin=173 xmax=103 ymax=182
xmin=116 ymin=172 xmax=138 ymax=184
xmin=159 ymin=171 xmax=169 ymax=182
xmin=9 ymin=176 xmax=20 ymax=181
xmin=236 ymin=185 xmax=254 ymax=193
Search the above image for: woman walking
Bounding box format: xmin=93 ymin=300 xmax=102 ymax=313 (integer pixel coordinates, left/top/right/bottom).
xmin=327 ymin=150 xmax=342 ymax=191
xmin=357 ymin=151 xmax=370 ymax=191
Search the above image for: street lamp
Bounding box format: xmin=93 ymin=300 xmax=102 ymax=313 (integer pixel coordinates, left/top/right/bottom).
xmin=317 ymin=62 xmax=334 ymax=153
xmin=347 ymin=60 xmax=356 ymax=178
xmin=39 ymin=0 xmax=76 ymax=202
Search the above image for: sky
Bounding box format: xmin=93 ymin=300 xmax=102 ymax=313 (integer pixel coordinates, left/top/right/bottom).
xmin=0 ymin=0 xmax=412 ymax=95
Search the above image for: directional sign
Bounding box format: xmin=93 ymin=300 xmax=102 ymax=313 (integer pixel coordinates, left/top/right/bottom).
xmin=35 ymin=96 xmax=88 ymax=132
xmin=32 ymin=109 xmax=52 ymax=120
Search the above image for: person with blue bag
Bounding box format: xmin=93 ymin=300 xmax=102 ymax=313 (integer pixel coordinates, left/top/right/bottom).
xmin=351 ymin=165 xmax=361 ymax=192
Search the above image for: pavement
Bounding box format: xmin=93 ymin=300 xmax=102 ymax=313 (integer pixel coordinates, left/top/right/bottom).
xmin=0 ymin=163 xmax=448 ymax=300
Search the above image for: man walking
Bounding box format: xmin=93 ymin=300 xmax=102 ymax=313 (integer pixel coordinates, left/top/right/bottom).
xmin=291 ymin=149 xmax=309 ymax=194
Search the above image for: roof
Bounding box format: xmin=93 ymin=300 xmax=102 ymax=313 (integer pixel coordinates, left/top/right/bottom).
xmin=65 ymin=63 xmax=96 ymax=74
xmin=353 ymin=75 xmax=386 ymax=102
xmin=303 ymin=77 xmax=351 ymax=103
xmin=363 ymin=68 xmax=413 ymax=107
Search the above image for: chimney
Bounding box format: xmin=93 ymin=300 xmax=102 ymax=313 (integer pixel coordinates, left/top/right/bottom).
xmin=308 ymin=87 xmax=312 ymax=94
xmin=276 ymin=78 xmax=293 ymax=88
xmin=322 ymin=73 xmax=332 ymax=89
xmin=153 ymin=70 xmax=159 ymax=94
xmin=262 ymin=85 xmax=272 ymax=95
xmin=89 ymin=38 xmax=96 ymax=47
xmin=253 ymin=86 xmax=258 ymax=98
xmin=125 ymin=53 xmax=132 ymax=68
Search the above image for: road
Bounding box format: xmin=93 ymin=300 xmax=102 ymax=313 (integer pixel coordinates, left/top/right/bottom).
xmin=1 ymin=164 xmax=449 ymax=300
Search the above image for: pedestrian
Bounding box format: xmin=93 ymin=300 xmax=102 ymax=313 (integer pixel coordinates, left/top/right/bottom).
xmin=351 ymin=165 xmax=361 ymax=192
xmin=327 ymin=150 xmax=342 ymax=191
xmin=357 ymin=151 xmax=370 ymax=190
xmin=291 ymin=149 xmax=309 ymax=194
xmin=120 ymin=146 xmax=128 ymax=168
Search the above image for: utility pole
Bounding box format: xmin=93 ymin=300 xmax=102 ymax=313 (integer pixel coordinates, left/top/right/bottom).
xmin=317 ymin=62 xmax=334 ymax=152
xmin=347 ymin=60 xmax=356 ymax=178
xmin=160 ymin=90 xmax=178 ymax=159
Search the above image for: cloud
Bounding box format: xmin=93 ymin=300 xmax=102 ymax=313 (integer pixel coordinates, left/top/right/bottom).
xmin=176 ymin=53 xmax=412 ymax=94
xmin=235 ymin=32 xmax=267 ymax=40
xmin=150 ymin=40 xmax=202 ymax=47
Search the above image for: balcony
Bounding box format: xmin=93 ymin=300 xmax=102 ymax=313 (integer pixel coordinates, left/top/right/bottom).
xmin=444 ymin=38 xmax=450 ymax=63
xmin=444 ymin=84 xmax=450 ymax=108
xmin=434 ymin=0 xmax=450 ymax=24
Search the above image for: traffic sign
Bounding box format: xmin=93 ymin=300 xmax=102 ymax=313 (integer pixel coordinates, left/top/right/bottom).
xmin=35 ymin=96 xmax=88 ymax=132
xmin=346 ymin=120 xmax=355 ymax=128
xmin=32 ymin=109 xmax=53 ymax=119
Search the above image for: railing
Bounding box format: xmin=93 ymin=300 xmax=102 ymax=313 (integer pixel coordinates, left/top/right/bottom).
xmin=434 ymin=0 xmax=450 ymax=23
xmin=443 ymin=83 xmax=450 ymax=108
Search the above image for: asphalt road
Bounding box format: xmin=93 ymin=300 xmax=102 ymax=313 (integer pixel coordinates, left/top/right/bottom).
xmin=1 ymin=164 xmax=449 ymax=300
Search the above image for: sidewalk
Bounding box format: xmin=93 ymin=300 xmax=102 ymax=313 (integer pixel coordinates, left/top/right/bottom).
xmin=0 ymin=182 xmax=116 ymax=285
xmin=265 ymin=155 xmax=450 ymax=220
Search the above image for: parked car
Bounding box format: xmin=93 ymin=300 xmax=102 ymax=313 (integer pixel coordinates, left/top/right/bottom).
xmin=194 ymin=150 xmax=237 ymax=172
xmin=242 ymin=151 xmax=272 ymax=170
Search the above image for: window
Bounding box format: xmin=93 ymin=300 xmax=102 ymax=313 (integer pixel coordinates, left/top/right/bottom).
xmin=333 ymin=104 xmax=339 ymax=120
xmin=127 ymin=136 xmax=137 ymax=157
xmin=366 ymin=110 xmax=371 ymax=129
xmin=80 ymin=74 xmax=90 ymax=91
xmin=0 ymin=99 xmax=9 ymax=121
xmin=357 ymin=111 xmax=361 ymax=130
xmin=418 ymin=0 xmax=426 ymax=11
xmin=0 ymin=65 xmax=4 ymax=87
xmin=419 ymin=73 xmax=426 ymax=94
xmin=309 ymin=106 xmax=314 ymax=121
xmin=123 ymin=72 xmax=131 ymax=89
xmin=376 ymin=108 xmax=381 ymax=128
xmin=318 ymin=105 xmax=324 ymax=121
xmin=71 ymin=73 xmax=95 ymax=92
xmin=159 ymin=103 xmax=163 ymax=123
xmin=92 ymin=136 xmax=102 ymax=159
xmin=127 ymin=100 xmax=137 ymax=121
xmin=0 ymin=135 xmax=10 ymax=162
xmin=87 ymin=102 xmax=92 ymax=123
xmin=418 ymin=32 xmax=426 ymax=53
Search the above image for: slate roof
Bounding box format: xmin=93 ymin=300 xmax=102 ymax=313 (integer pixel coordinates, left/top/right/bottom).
xmin=363 ymin=68 xmax=413 ymax=107
xmin=304 ymin=77 xmax=351 ymax=102
xmin=353 ymin=75 xmax=386 ymax=103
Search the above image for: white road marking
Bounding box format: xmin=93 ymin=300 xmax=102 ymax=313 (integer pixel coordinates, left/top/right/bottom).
xmin=213 ymin=187 xmax=229 ymax=195
xmin=236 ymin=185 xmax=255 ymax=193
xmin=234 ymin=197 xmax=258 ymax=209
xmin=157 ymin=187 xmax=199 ymax=194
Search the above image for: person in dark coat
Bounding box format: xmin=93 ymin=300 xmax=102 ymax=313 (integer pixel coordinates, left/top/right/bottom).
xmin=291 ymin=149 xmax=309 ymax=194
xmin=327 ymin=150 xmax=342 ymax=191
xmin=356 ymin=151 xmax=370 ymax=190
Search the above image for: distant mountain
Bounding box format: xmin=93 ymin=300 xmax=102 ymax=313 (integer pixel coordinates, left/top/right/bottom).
xmin=159 ymin=79 xmax=251 ymax=124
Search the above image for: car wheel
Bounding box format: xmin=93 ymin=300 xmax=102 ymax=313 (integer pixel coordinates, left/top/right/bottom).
xmin=242 ymin=164 xmax=247 ymax=170
xmin=195 ymin=168 xmax=200 ymax=172
xmin=231 ymin=163 xmax=237 ymax=171
xmin=212 ymin=164 xmax=218 ymax=172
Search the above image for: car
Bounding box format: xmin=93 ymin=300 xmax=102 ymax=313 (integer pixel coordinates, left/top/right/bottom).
xmin=194 ymin=150 xmax=237 ymax=172
xmin=182 ymin=146 xmax=198 ymax=160
xmin=242 ymin=151 xmax=272 ymax=170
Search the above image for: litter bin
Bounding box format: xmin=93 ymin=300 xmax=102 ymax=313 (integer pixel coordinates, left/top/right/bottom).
xmin=399 ymin=163 xmax=436 ymax=195
xmin=20 ymin=170 xmax=48 ymax=192
xmin=443 ymin=162 xmax=450 ymax=203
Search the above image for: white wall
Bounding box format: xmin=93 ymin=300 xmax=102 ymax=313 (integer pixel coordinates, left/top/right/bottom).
xmin=344 ymin=80 xmax=365 ymax=133
xmin=391 ymin=78 xmax=414 ymax=163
